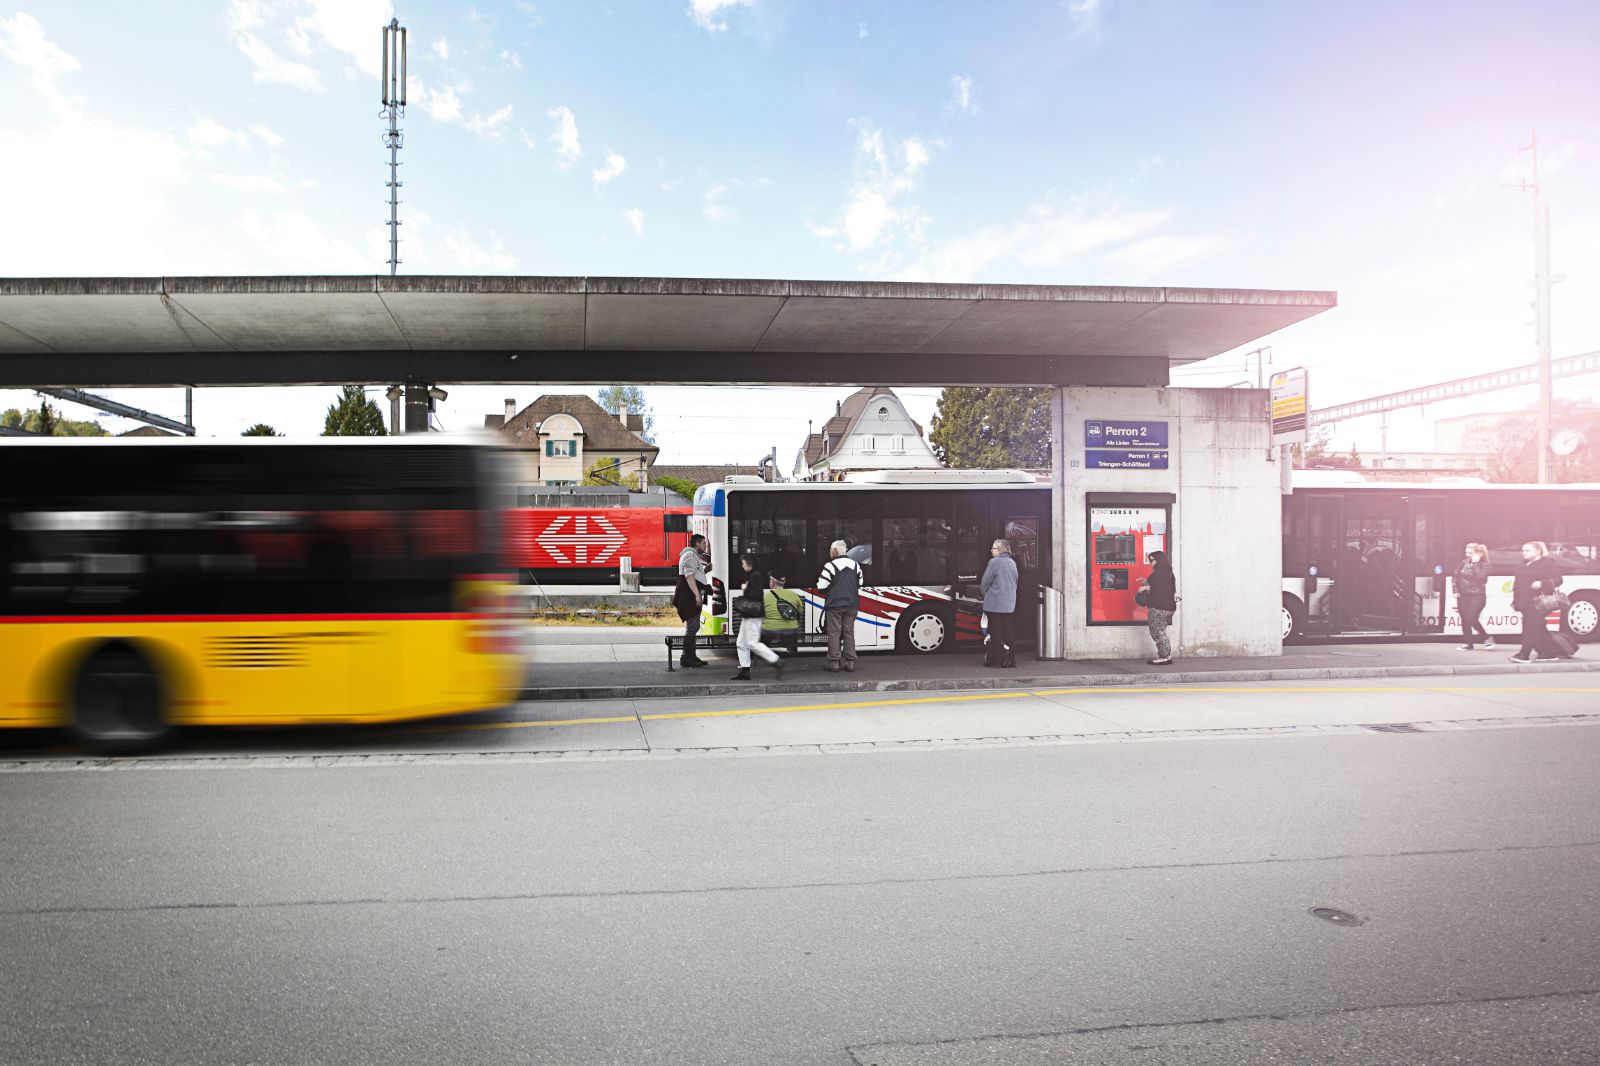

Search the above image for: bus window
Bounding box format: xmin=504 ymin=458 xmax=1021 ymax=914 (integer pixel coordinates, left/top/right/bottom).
xmin=1004 ymin=516 xmax=1039 ymax=570
xmin=881 ymin=515 xmax=952 ymax=586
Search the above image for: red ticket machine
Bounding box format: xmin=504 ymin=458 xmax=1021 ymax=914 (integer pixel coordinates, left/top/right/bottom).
xmin=1089 ymin=521 xmax=1165 ymax=622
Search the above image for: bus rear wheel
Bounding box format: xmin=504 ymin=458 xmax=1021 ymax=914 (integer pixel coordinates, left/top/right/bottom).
xmin=71 ymin=643 xmax=170 ymax=754
xmin=898 ymin=606 xmax=949 ymax=654
xmin=1566 ymin=593 xmax=1600 ymax=644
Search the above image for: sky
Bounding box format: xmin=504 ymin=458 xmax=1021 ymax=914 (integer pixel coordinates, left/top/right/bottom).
xmin=2 ymin=0 xmax=1599 ymax=463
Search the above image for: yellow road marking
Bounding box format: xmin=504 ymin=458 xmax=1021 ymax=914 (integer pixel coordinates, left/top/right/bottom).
xmin=413 ymin=684 xmax=1600 ymax=733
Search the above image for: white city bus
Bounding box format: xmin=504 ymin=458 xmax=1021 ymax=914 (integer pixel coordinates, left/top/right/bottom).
xmin=1281 ymin=472 xmax=1600 ymax=643
xmin=691 ymin=471 xmax=1050 ymax=654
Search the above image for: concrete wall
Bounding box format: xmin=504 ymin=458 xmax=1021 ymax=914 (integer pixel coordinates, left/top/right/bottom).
xmin=1057 ymin=387 xmax=1281 ymax=659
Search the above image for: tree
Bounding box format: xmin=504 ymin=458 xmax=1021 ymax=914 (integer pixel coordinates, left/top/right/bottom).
xmin=0 ymin=401 xmax=107 ymax=436
xmin=928 ymin=387 xmax=1051 ymax=468
xmin=1466 ymin=402 xmax=1600 ymax=483
xmin=653 ymin=475 xmax=699 ymax=502
xmin=582 ymin=458 xmax=641 ymax=490
xmin=241 ymin=423 xmax=282 ymax=436
xmin=322 ymin=385 xmax=387 ymax=436
xmin=595 ymin=385 xmax=655 ymax=443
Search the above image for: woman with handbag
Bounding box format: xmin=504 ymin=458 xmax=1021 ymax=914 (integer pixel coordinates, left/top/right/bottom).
xmin=731 ymin=554 xmax=784 ymax=680
xmin=1511 ymin=541 xmax=1571 ymax=662
xmin=1139 ymin=550 xmax=1178 ymax=665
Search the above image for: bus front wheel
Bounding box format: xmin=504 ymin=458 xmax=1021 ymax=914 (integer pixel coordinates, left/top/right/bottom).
xmin=1282 ymin=594 xmax=1308 ymax=644
xmin=1566 ymin=593 xmax=1600 ymax=644
xmin=898 ymin=606 xmax=949 ymax=654
xmin=71 ymin=643 xmax=171 ymax=754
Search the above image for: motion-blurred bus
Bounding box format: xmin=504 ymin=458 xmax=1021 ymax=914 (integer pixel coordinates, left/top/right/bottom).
xmin=1281 ymin=473 xmax=1600 ymax=643
xmin=1 ymin=436 xmax=524 ymax=750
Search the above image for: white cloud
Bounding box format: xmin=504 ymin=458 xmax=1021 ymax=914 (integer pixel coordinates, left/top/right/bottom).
xmin=0 ymin=12 xmax=81 ymax=95
xmin=440 ymin=227 xmax=517 ymax=271
xmin=227 ymin=0 xmax=326 ymax=94
xmin=211 ymin=173 xmax=291 ymax=194
xmin=518 ymin=127 xmax=538 ymax=150
xmin=689 ymin=0 xmax=751 ymax=32
xmin=810 ymin=121 xmax=936 ymax=252
xmin=623 ymin=208 xmax=645 ymax=236
xmin=1066 ymin=0 xmax=1103 ymax=36
xmin=703 ymin=182 xmax=732 ymax=221
xmin=252 ymin=124 xmax=286 ymax=147
xmin=548 ymin=105 xmax=581 ymax=166
xmin=949 ymin=75 xmax=978 ymax=115
xmin=858 ymin=21 xmax=868 ymax=39
xmin=592 ymin=151 xmax=627 ymax=185
xmin=420 ymin=84 xmax=463 ymax=123
xmin=188 ymin=117 xmax=250 ymax=150
xmin=294 ymin=0 xmax=392 ymax=78
xmin=501 ymin=49 xmax=523 ymax=70
xmin=467 ymin=104 xmax=514 ymax=139
xmin=1102 ymin=232 xmax=1233 ymax=277
xmin=433 ymin=37 xmax=450 ymax=60
xmin=238 ymin=209 xmax=372 ymax=271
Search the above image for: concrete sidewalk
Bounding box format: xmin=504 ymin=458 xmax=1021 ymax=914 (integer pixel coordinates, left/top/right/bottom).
xmin=521 ymin=627 xmax=1598 ymax=701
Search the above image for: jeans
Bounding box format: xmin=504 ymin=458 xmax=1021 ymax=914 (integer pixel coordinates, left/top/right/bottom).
xmin=736 ymin=618 xmax=779 ymax=668
xmin=1147 ymin=607 xmax=1174 ymax=659
xmin=825 ymin=606 xmax=857 ymax=665
xmin=1458 ymin=592 xmax=1488 ymax=645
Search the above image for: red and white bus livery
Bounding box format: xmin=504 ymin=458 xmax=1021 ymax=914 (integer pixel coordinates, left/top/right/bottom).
xmin=692 ymin=471 xmax=1050 ymax=654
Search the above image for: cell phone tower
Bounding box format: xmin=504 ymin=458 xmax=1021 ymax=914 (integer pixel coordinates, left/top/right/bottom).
xmin=381 ymin=18 xmax=407 ymax=275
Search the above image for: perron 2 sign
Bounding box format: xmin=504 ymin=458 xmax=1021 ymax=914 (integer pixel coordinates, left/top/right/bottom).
xmin=1084 ymin=419 xmax=1169 ymax=470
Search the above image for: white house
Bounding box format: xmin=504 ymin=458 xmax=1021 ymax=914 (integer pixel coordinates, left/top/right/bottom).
xmin=793 ymin=387 xmax=941 ymax=481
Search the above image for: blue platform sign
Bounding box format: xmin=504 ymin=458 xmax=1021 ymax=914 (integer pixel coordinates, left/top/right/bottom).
xmin=1085 ymin=419 xmax=1168 ymax=449
xmin=1086 ymin=449 xmax=1169 ymax=470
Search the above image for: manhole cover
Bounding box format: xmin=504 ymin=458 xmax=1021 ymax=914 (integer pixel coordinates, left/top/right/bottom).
xmin=1310 ymin=907 xmax=1365 ymax=926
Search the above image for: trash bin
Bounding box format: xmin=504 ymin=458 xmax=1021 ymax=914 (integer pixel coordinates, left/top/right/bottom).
xmin=1036 ymin=585 xmax=1064 ymax=660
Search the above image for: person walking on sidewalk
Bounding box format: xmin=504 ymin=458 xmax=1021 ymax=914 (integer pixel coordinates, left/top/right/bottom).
xmin=1512 ymin=541 xmax=1571 ymax=662
xmin=980 ymin=538 xmax=1019 ymax=668
xmin=1140 ymin=550 xmax=1178 ymax=665
xmin=1455 ymin=542 xmax=1494 ymax=650
xmin=731 ymin=555 xmax=783 ymax=681
xmin=674 ymin=533 xmax=711 ymax=668
xmin=817 ymin=540 xmax=861 ymax=672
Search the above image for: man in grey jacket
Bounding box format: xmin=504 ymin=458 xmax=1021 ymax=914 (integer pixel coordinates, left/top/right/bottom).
xmin=980 ymin=538 xmax=1019 ymax=668
xmin=817 ymin=540 xmax=861 ymax=672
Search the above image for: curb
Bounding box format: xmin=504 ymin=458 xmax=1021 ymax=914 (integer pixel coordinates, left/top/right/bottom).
xmin=519 ymin=658 xmax=1600 ymax=702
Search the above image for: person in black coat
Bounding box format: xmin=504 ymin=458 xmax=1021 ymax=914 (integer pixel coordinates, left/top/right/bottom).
xmin=1139 ymin=550 xmax=1178 ymax=665
xmin=1511 ymin=541 xmax=1569 ymax=662
xmin=1454 ymin=542 xmax=1493 ymax=650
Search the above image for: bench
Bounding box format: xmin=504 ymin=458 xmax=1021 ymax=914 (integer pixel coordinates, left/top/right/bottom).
xmin=664 ymin=627 xmax=828 ymax=670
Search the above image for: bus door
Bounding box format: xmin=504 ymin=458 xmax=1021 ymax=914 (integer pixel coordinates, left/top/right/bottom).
xmin=1341 ymin=496 xmax=1409 ymax=632
xmin=1002 ymin=514 xmax=1043 ymax=643
xmin=1408 ymin=494 xmax=1449 ymax=633
xmin=1300 ymin=494 xmax=1343 ymax=632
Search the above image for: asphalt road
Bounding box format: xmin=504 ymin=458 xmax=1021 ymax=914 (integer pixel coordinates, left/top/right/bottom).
xmin=3 ymin=686 xmax=1600 ymax=1064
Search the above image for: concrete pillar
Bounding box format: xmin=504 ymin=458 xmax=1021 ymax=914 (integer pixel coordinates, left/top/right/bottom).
xmin=1049 ymin=386 xmax=1068 ymax=656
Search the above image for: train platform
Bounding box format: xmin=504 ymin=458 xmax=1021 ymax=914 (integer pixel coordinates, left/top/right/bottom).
xmin=520 ymin=627 xmax=1599 ymax=701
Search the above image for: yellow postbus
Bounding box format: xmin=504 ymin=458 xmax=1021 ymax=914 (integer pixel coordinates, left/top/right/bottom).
xmin=1 ymin=435 xmax=524 ymax=751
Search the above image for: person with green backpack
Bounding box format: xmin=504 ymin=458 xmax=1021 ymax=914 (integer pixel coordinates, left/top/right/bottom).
xmin=763 ymin=569 xmax=804 ymax=656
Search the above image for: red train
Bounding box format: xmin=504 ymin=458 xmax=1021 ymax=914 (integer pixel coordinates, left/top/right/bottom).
xmin=505 ymin=488 xmax=692 ymax=583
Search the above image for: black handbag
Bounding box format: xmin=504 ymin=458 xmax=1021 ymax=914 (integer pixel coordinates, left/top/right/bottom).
xmin=735 ymin=597 xmax=764 ymax=619
xmin=1134 ymin=587 xmax=1151 ymax=608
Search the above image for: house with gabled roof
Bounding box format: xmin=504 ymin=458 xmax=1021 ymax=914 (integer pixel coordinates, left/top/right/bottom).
xmin=792 ymin=386 xmax=941 ymax=481
xmin=487 ymin=395 xmax=659 ymax=488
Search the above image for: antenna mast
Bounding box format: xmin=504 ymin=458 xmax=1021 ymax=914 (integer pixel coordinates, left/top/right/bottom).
xmin=381 ymin=19 xmax=407 ymax=275
xmin=1505 ymin=130 xmax=1554 ymax=482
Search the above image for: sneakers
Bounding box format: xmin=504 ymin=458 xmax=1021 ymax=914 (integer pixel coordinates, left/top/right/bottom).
xmin=1149 ymin=657 xmax=1173 ymax=665
xmin=680 ymin=658 xmax=708 ymax=669
xmin=1484 ymin=638 xmax=1497 ymax=649
xmin=730 ymin=668 xmax=751 ymax=681
xmin=1510 ymin=654 xmax=1533 ymax=663
xmin=772 ymin=659 xmax=785 ymax=679
xmin=844 ymin=662 xmax=856 ymax=672
xmin=1459 ymin=643 xmax=1476 ymax=651
xmin=824 ymin=662 xmax=841 ymax=672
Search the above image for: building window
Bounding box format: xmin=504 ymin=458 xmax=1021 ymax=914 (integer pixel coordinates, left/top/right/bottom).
xmin=863 ymin=435 xmax=877 ymax=452
xmin=891 ymin=435 xmax=906 ymax=453
xmin=544 ymin=440 xmax=577 ymax=457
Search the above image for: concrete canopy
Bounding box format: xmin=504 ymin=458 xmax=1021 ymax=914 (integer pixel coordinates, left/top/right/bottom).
xmin=0 ymin=275 xmax=1335 ymax=388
